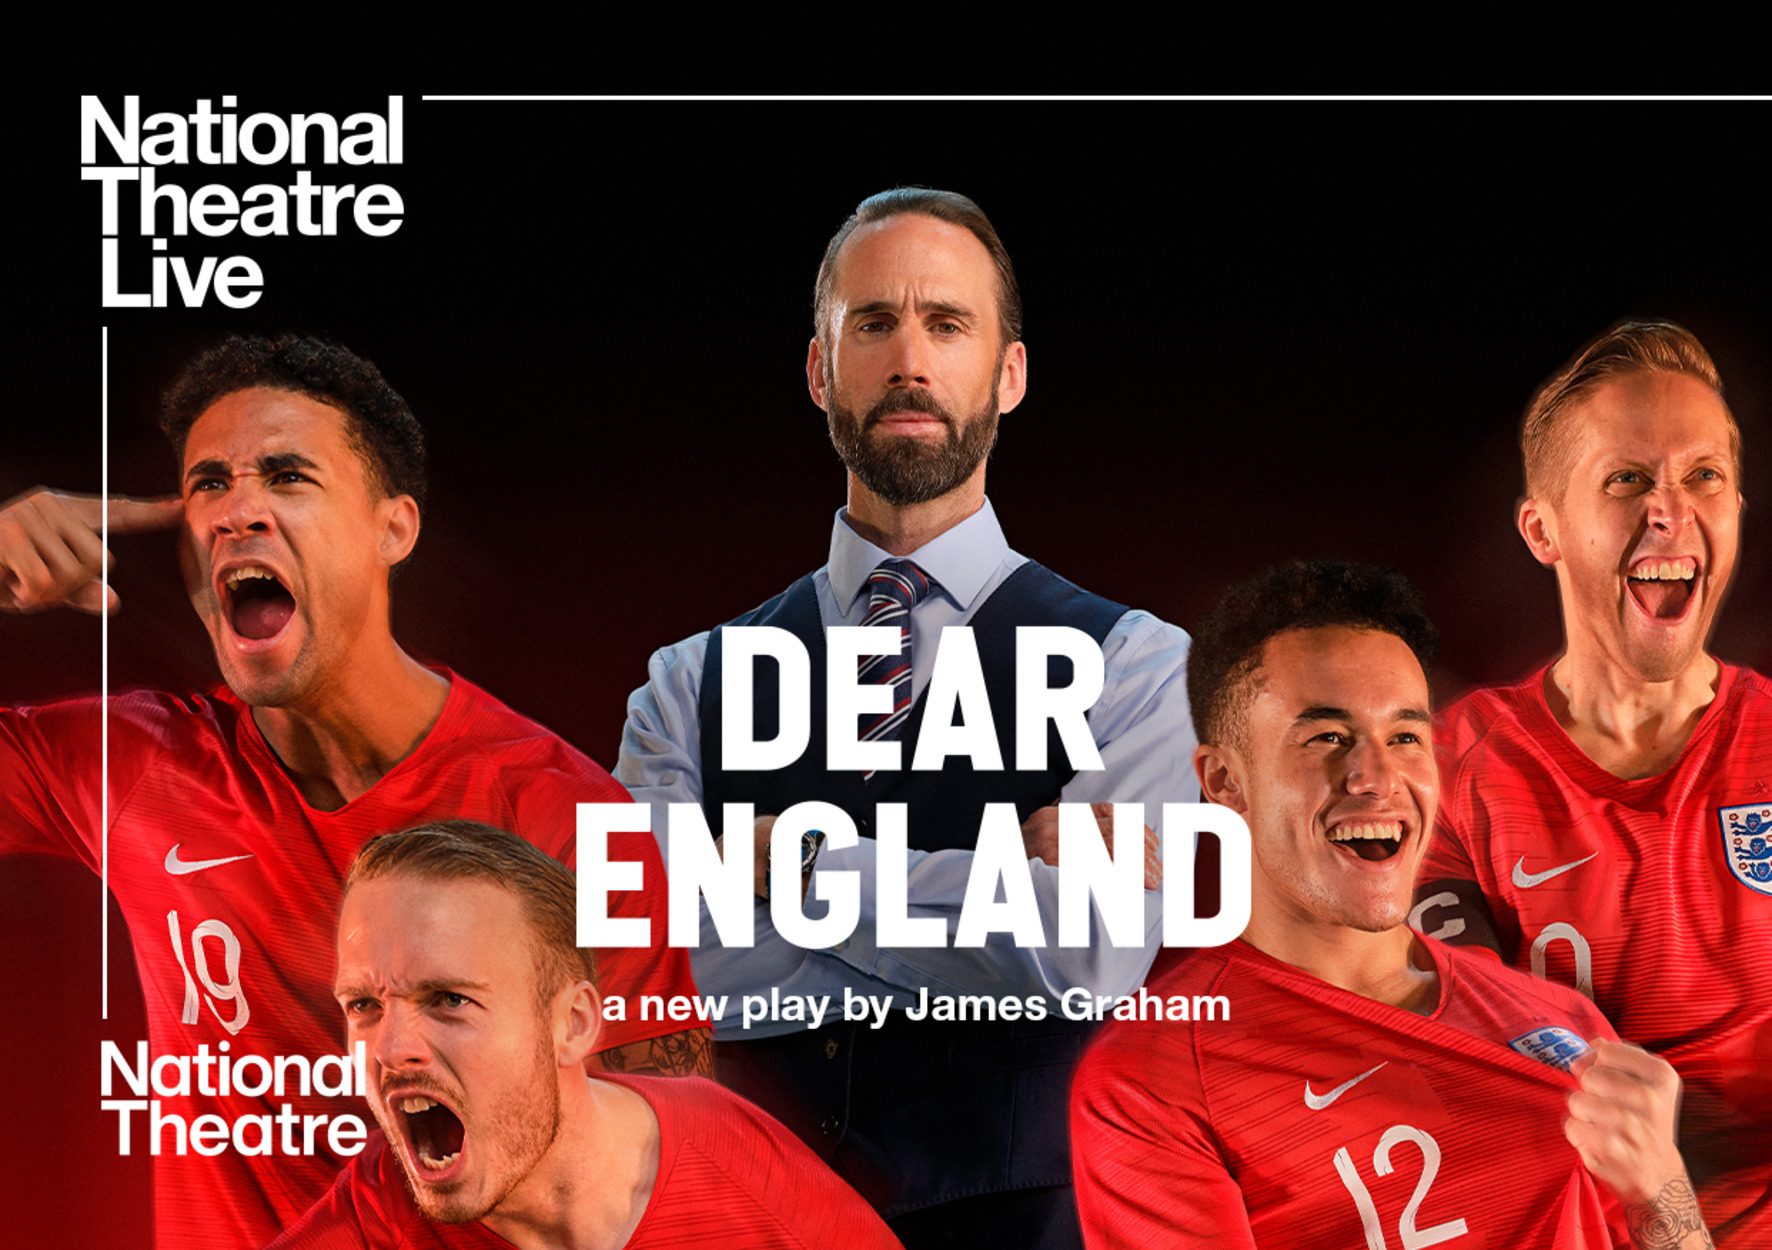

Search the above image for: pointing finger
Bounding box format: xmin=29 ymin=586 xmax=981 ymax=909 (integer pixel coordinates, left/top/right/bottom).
xmin=41 ymin=495 xmax=113 ymax=579
xmin=58 ymin=493 xmax=185 ymax=534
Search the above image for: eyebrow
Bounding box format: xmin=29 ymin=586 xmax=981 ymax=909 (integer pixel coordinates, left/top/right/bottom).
xmin=334 ymin=977 xmax=492 ymax=1000
xmin=184 ymin=452 xmax=320 ymax=482
xmin=1598 ymin=446 xmax=1734 ymax=474
xmin=1294 ymin=706 xmax=1431 ymax=725
xmin=411 ymin=978 xmax=490 ymax=995
xmin=848 ymin=298 xmax=978 ymax=321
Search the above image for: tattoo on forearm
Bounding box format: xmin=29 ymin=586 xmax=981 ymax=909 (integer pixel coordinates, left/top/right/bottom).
xmin=1627 ymin=1178 xmax=1713 ymax=1250
xmin=594 ymin=1028 xmax=715 ymax=1077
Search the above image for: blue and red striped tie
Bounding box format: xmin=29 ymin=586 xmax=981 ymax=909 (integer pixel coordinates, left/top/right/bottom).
xmin=857 ymin=558 xmax=932 ymax=775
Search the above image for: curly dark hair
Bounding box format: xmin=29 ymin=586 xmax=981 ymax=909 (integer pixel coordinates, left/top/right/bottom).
xmin=159 ymin=333 xmax=427 ymax=515
xmin=1188 ymin=561 xmax=1438 ymax=749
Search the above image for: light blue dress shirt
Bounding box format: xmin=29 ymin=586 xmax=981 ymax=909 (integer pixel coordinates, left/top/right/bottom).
xmin=617 ymin=499 xmax=1197 ymax=1037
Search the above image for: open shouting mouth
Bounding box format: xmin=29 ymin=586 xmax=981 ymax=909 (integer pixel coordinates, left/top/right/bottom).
xmin=1625 ymin=555 xmax=1699 ymax=623
xmin=217 ymin=562 xmax=297 ymax=645
xmin=390 ymin=1089 xmax=468 ymax=1182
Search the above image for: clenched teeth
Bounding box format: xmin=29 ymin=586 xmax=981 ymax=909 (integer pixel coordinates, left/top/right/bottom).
xmin=1628 ymin=559 xmax=1696 ymax=581
xmin=418 ymin=1149 xmax=460 ymax=1170
xmin=399 ymin=1096 xmax=437 ymax=1113
xmin=225 ymin=566 xmax=279 ymax=591
xmin=1327 ymin=822 xmax=1404 ymax=842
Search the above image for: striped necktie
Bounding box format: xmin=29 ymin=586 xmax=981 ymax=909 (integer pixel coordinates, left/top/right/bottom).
xmin=857 ymin=558 xmax=932 ymax=774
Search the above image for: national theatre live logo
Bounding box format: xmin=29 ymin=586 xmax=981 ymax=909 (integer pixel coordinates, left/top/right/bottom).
xmin=80 ymin=95 xmax=406 ymax=308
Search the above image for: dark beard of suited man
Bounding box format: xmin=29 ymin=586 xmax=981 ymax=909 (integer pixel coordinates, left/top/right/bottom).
xmin=825 ymin=372 xmax=1002 ymax=507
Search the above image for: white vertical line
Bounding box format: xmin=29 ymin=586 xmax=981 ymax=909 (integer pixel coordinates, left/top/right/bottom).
xmin=101 ymin=324 xmax=109 ymax=1020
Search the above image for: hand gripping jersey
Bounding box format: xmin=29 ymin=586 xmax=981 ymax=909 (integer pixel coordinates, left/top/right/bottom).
xmin=0 ymin=673 xmax=701 ymax=1250
xmin=268 ymin=1075 xmax=904 ymax=1249
xmin=1071 ymin=939 xmax=1632 ymax=1250
xmin=1416 ymin=663 xmax=1772 ymax=1243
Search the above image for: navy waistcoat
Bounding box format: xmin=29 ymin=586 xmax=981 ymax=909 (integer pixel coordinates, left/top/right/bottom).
xmin=700 ymin=560 xmax=1127 ymax=842
xmin=699 ymin=560 xmax=1128 ymax=1241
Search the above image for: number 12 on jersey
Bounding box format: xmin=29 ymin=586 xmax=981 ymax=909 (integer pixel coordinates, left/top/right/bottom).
xmin=1333 ymin=1124 xmax=1469 ymax=1250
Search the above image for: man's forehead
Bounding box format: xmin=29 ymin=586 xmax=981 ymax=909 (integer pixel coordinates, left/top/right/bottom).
xmin=1254 ymin=627 xmax=1428 ymax=712
xmin=182 ymin=386 xmax=355 ymax=467
xmin=1566 ymin=372 xmax=1734 ymax=464
xmin=831 ymin=214 xmax=998 ymax=306
xmin=337 ymin=875 xmax=525 ymax=967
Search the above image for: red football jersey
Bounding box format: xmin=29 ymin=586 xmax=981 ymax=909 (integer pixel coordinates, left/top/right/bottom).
xmin=1417 ymin=663 xmax=1772 ymax=1242
xmin=268 ymin=1075 xmax=902 ymax=1249
xmin=1 ymin=672 xmax=701 ymax=1250
xmin=1072 ymin=938 xmax=1632 ymax=1250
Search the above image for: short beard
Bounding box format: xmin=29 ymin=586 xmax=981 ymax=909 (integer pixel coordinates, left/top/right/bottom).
xmin=826 ymin=374 xmax=1000 ymax=507
xmin=397 ymin=1036 xmax=563 ymax=1225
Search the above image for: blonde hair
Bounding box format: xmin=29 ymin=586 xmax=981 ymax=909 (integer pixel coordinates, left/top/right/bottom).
xmin=346 ymin=820 xmax=594 ymax=999
xmin=1521 ymin=319 xmax=1736 ymax=504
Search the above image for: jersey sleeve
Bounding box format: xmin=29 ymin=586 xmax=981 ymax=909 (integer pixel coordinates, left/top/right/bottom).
xmin=0 ymin=700 xmax=99 ymax=863
xmin=1070 ymin=1025 xmax=1257 ymax=1249
xmin=262 ymin=1140 xmax=403 ymax=1250
xmin=647 ymin=1077 xmax=903 ymax=1249
xmin=0 ymin=693 xmax=165 ymax=868
xmin=1413 ymin=814 xmax=1507 ymax=957
xmin=263 ymin=1177 xmax=372 ymax=1250
xmin=1421 ymin=811 xmax=1478 ymax=882
xmin=1412 ymin=711 xmax=1509 ymax=957
xmin=1421 ymin=706 xmax=1483 ymax=890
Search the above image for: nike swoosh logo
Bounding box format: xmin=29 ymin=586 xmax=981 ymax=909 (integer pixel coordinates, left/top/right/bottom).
xmin=165 ymin=845 xmax=254 ymax=875
xmin=1512 ymin=853 xmax=1597 ymax=889
xmin=1304 ymin=1062 xmax=1387 ymax=1110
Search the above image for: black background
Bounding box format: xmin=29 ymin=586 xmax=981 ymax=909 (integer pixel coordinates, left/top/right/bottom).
xmin=4 ymin=94 xmax=1768 ymax=1247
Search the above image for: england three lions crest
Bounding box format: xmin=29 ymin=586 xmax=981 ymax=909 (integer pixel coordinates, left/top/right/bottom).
xmin=1720 ymin=803 xmax=1772 ymax=897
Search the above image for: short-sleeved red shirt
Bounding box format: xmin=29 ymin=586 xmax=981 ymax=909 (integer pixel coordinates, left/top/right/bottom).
xmin=1 ymin=672 xmax=702 ymax=1250
xmin=1073 ymin=938 xmax=1630 ymax=1249
xmin=269 ymin=1075 xmax=902 ymax=1249
xmin=1418 ymin=663 xmax=1772 ymax=1242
